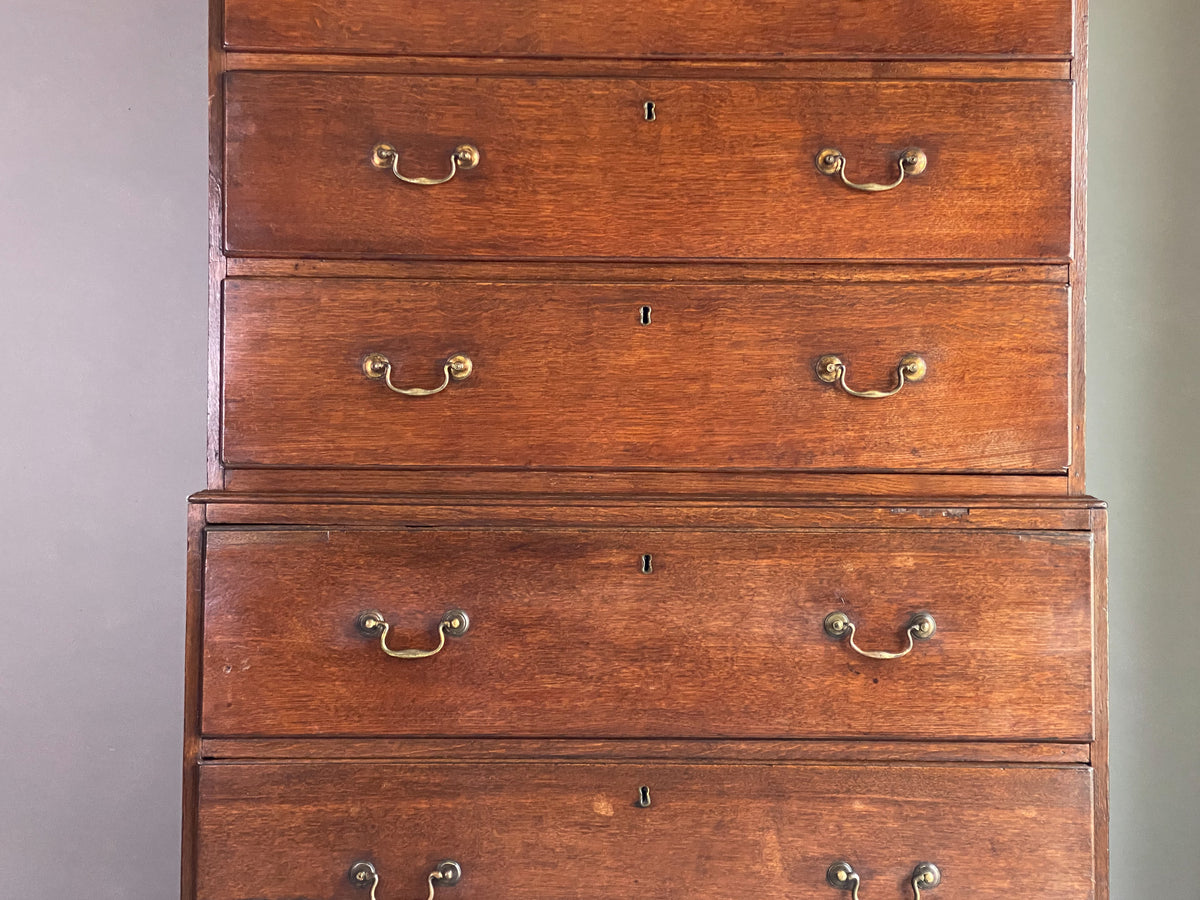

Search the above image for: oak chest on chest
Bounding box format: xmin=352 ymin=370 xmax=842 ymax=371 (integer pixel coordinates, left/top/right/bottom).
xmin=184 ymin=3 xmax=1107 ymax=898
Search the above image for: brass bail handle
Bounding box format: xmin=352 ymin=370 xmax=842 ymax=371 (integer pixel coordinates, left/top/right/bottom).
xmin=372 ymin=142 xmax=480 ymax=185
xmin=824 ymin=611 xmax=937 ymax=660
xmin=816 ymin=147 xmax=927 ymax=192
xmin=356 ymin=609 xmax=470 ymax=659
xmin=816 ymin=354 xmax=927 ymax=399
xmin=350 ymin=860 xmax=463 ymax=900
xmin=827 ymin=862 xmax=942 ymax=900
xmin=363 ymin=352 xmax=473 ymax=397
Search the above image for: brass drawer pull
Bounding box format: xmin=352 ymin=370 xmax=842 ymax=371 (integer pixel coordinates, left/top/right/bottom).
xmin=816 ymin=354 xmax=926 ymax=399
xmin=824 ymin=611 xmax=936 ymax=660
xmin=372 ymin=142 xmax=480 ymax=185
xmin=827 ymin=862 xmax=941 ymax=900
xmin=350 ymin=860 xmax=462 ymax=900
xmin=356 ymin=609 xmax=470 ymax=659
xmin=363 ymin=352 xmax=473 ymax=397
xmin=816 ymin=147 xmax=927 ymax=192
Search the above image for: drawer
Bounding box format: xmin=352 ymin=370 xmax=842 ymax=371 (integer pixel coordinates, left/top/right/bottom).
xmin=224 ymin=74 xmax=1073 ymax=262
xmin=223 ymin=0 xmax=1073 ymax=58
xmin=201 ymin=527 xmax=1094 ymax=740
xmin=222 ymin=279 xmax=1070 ymax=473
xmin=197 ymin=761 xmax=1094 ymax=900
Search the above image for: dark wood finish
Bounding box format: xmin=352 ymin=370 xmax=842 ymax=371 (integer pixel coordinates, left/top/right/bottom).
xmin=201 ymin=527 xmax=1094 ymax=740
xmin=223 ymin=0 xmax=1073 ymax=58
xmin=200 ymin=737 xmax=1091 ymax=764
xmin=195 ymin=495 xmax=1103 ymax=531
xmin=224 ymin=74 xmax=1073 ymax=261
xmin=222 ymin=279 xmax=1069 ymax=472
xmin=196 ymin=762 xmax=1094 ymax=900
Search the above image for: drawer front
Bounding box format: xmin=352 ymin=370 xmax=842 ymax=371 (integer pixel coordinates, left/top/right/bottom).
xmin=201 ymin=527 xmax=1094 ymax=740
xmin=224 ymin=75 xmax=1073 ymax=261
xmin=224 ymin=0 xmax=1073 ymax=58
xmin=197 ymin=762 xmax=1094 ymax=900
xmin=222 ymin=279 xmax=1069 ymax=473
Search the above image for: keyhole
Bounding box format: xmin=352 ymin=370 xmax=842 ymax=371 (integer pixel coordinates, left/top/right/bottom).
xmin=636 ymin=786 xmax=652 ymax=808
xmin=641 ymin=554 xmax=653 ymax=574
xmin=640 ymin=306 xmax=652 ymax=326
xmin=644 ymin=101 xmax=656 ymax=121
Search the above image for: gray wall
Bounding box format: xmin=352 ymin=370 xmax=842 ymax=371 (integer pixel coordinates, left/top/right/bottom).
xmin=0 ymin=1 xmax=1194 ymax=897
xmin=1088 ymin=1 xmax=1200 ymax=897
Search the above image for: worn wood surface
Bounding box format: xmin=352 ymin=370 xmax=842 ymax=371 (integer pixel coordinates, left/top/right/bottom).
xmin=224 ymin=74 xmax=1073 ymax=261
xmin=200 ymin=736 xmax=1091 ymax=764
xmin=222 ymin=279 xmax=1069 ymax=472
xmin=180 ymin=503 xmax=207 ymax=900
xmin=219 ymin=470 xmax=1073 ymax=498
xmin=1091 ymin=507 xmax=1109 ymax=900
xmin=193 ymin=0 xmax=1104 ymax=894
xmin=223 ymin=0 xmax=1073 ymax=58
xmin=223 ymin=55 xmax=1073 ymax=81
xmin=201 ymin=527 xmax=1094 ymax=740
xmin=1068 ymin=2 xmax=1090 ymax=496
xmin=195 ymin=496 xmax=1104 ymax=531
xmin=224 ymin=259 xmax=1071 ymax=283
xmin=196 ymin=761 xmax=1094 ymax=900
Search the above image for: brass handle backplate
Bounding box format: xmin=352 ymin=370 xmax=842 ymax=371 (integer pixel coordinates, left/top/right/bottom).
xmin=816 ymin=354 xmax=927 ymax=399
xmin=356 ymin=609 xmax=470 ymax=659
xmin=816 ymin=147 xmax=927 ymax=192
xmin=824 ymin=611 xmax=937 ymax=660
xmin=351 ymin=860 xmax=462 ymax=900
xmin=372 ymin=142 xmax=480 ymax=185
xmin=827 ymin=862 xmax=941 ymax=900
xmin=363 ymin=352 xmax=473 ymax=397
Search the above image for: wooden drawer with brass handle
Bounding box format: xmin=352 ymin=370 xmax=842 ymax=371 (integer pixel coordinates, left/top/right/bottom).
xmin=196 ymin=761 xmax=1094 ymax=900
xmin=221 ymin=278 xmax=1070 ymax=474
xmin=223 ymin=74 xmax=1073 ymax=262
xmin=222 ymin=0 xmax=1073 ymax=59
xmin=200 ymin=525 xmax=1094 ymax=741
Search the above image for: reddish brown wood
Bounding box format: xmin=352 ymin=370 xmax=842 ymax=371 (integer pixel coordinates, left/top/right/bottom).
xmin=196 ymin=761 xmax=1094 ymax=900
xmin=200 ymin=736 xmax=1091 ymax=764
xmin=201 ymin=527 xmax=1094 ymax=740
xmin=223 ymin=54 xmax=1074 ymax=81
xmin=194 ymin=495 xmax=1102 ymax=531
xmin=180 ymin=502 xmax=207 ymax=900
xmin=222 ymin=0 xmax=1073 ymax=58
xmin=1091 ymin=507 xmax=1109 ymax=900
xmin=208 ymin=1 xmax=228 ymax=491
xmin=223 ymin=75 xmax=1073 ymax=262
xmin=220 ymin=469 xmax=1072 ymax=498
xmin=1069 ymin=7 xmax=1089 ymax=496
xmin=221 ymin=279 xmax=1069 ymax=472
xmin=223 ymin=258 xmax=1071 ymax=284
xmin=194 ymin=0 xmax=1103 ymax=894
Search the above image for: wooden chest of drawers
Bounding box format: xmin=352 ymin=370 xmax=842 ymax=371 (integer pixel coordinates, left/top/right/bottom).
xmin=185 ymin=2 xmax=1106 ymax=898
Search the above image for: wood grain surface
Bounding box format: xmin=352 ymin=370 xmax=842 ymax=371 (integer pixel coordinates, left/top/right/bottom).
xmin=223 ymin=0 xmax=1073 ymax=59
xmin=196 ymin=761 xmax=1094 ymax=900
xmin=221 ymin=279 xmax=1070 ymax=472
xmin=201 ymin=527 xmax=1094 ymax=740
xmin=223 ymin=75 xmax=1074 ymax=261
xmin=199 ymin=736 xmax=1092 ymax=764
xmin=194 ymin=495 xmax=1103 ymax=531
